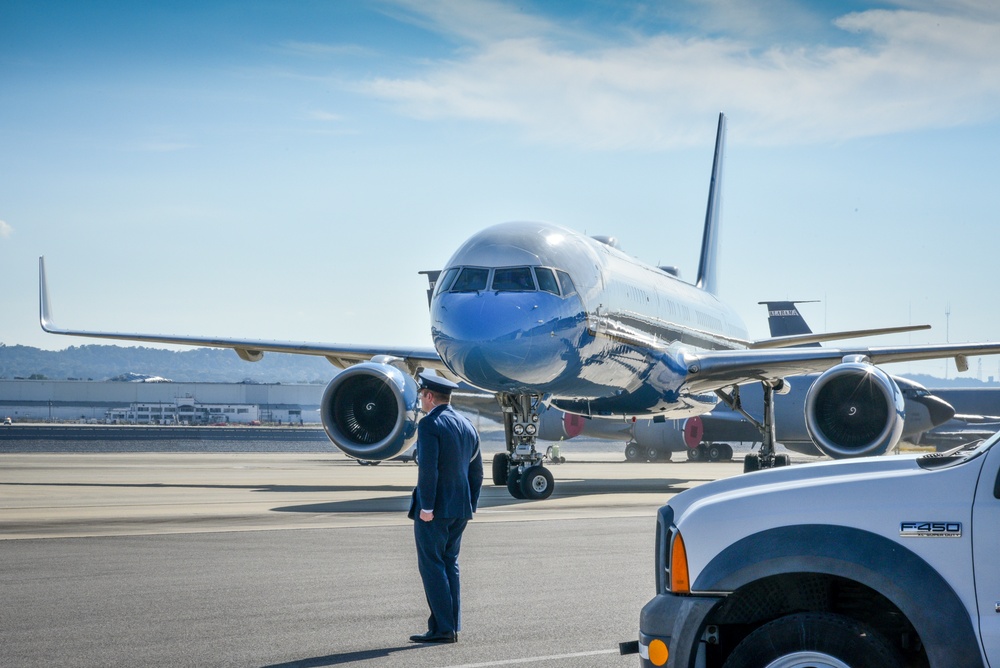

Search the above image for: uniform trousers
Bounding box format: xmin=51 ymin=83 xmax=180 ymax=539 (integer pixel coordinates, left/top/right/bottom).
xmin=413 ymin=516 xmax=469 ymax=635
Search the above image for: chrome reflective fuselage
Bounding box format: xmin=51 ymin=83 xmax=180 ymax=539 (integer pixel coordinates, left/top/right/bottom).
xmin=430 ymin=221 xmax=750 ymax=418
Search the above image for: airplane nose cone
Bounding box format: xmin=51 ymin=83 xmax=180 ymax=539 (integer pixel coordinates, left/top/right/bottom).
xmin=431 ymin=292 xmax=584 ymax=392
xmin=920 ymin=395 xmax=956 ymax=427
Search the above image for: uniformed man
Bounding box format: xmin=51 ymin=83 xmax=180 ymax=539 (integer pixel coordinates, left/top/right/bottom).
xmin=408 ymin=371 xmax=484 ymax=644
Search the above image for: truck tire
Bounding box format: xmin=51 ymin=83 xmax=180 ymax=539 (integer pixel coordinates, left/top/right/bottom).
xmin=722 ymin=612 xmax=904 ymax=668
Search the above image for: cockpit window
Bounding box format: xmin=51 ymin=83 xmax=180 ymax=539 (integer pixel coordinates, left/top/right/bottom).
xmin=451 ymin=267 xmax=490 ymax=292
xmin=435 ymin=267 xmax=460 ymax=296
xmin=535 ymin=267 xmax=560 ymax=295
xmin=492 ymin=266 xmax=535 ymax=292
xmin=557 ymin=270 xmax=577 ymax=296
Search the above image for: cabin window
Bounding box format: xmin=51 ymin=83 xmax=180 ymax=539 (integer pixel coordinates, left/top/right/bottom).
xmin=451 ymin=267 xmax=490 ymax=292
xmin=435 ymin=267 xmax=460 ymax=296
xmin=492 ymin=266 xmax=535 ymax=292
xmin=534 ymin=267 xmax=560 ymax=295
xmin=556 ymin=270 xmax=577 ymax=296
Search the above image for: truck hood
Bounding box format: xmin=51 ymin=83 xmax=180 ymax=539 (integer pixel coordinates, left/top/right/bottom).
xmin=669 ymin=454 xmax=927 ymax=520
xmin=668 ymin=442 xmax=995 ymax=589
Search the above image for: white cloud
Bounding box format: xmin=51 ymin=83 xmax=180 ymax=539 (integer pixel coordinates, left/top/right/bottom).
xmin=363 ymin=2 xmax=1000 ymax=148
xmin=0 ymin=220 xmax=12 ymax=238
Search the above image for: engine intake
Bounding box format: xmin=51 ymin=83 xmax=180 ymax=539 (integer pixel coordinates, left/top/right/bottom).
xmin=632 ymin=417 xmax=701 ymax=452
xmin=320 ymin=362 xmax=419 ymax=461
xmin=805 ymin=362 xmax=904 ymax=458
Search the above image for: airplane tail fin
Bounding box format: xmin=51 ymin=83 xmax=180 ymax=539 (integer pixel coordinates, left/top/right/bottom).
xmin=760 ymin=300 xmax=821 ymax=343
xmin=695 ymin=113 xmax=726 ymax=296
xmin=419 ymin=270 xmax=442 ymax=308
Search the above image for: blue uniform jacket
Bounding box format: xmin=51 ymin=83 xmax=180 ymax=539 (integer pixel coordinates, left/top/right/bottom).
xmin=409 ymin=404 xmax=484 ymax=520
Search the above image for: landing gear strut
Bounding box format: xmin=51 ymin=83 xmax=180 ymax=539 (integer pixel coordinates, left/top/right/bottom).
xmin=492 ymin=393 xmax=555 ymax=500
xmin=716 ymin=381 xmax=790 ymax=473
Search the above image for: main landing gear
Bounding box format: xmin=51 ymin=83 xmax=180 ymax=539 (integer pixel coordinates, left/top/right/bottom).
xmin=491 ymin=393 xmax=555 ymax=500
xmin=716 ymin=381 xmax=791 ymax=473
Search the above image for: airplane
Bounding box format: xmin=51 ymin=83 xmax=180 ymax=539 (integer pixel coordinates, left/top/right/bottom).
xmin=521 ymin=300 xmax=955 ymax=464
xmin=38 ymin=113 xmax=1000 ymax=499
xmin=899 ymin=387 xmax=1000 ymax=449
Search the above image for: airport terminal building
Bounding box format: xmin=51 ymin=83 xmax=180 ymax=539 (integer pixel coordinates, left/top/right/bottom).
xmin=0 ymin=379 xmax=324 ymax=424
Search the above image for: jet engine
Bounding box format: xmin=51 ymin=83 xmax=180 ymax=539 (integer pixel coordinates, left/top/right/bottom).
xmin=632 ymin=416 xmax=703 ymax=452
xmin=320 ymin=361 xmax=420 ymax=461
xmin=804 ymin=358 xmax=905 ymax=459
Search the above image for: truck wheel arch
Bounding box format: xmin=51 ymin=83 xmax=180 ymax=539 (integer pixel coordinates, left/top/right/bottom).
xmin=694 ymin=524 xmax=982 ymax=668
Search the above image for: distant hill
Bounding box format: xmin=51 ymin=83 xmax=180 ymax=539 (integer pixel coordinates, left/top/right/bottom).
xmin=0 ymin=344 xmax=333 ymax=384
xmin=2 ymin=342 xmax=997 ymax=388
xmin=900 ymin=373 xmax=1000 ymax=389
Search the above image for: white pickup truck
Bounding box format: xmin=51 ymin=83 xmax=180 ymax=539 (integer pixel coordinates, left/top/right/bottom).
xmin=627 ymin=432 xmax=1000 ymax=667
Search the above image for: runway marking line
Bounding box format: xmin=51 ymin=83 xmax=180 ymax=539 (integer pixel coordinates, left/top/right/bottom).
xmin=443 ymin=648 xmax=618 ymax=667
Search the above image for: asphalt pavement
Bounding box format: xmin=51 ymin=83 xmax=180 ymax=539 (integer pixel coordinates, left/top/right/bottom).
xmin=0 ymin=450 xmax=746 ymax=667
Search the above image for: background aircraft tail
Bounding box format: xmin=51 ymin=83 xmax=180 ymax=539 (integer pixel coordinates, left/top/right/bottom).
xmin=695 ymin=112 xmax=726 ymax=296
xmin=761 ymin=300 xmax=821 ymax=345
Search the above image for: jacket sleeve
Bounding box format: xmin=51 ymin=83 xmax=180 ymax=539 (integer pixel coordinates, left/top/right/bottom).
xmin=468 ymin=432 xmax=484 ymax=512
xmin=415 ymin=418 xmax=440 ymax=511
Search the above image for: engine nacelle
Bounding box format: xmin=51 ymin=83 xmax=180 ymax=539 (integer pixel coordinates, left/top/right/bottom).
xmin=536 ymin=404 xmax=587 ymax=441
xmin=320 ymin=362 xmax=419 ymax=461
xmin=632 ymin=417 xmax=703 ymax=452
xmin=804 ymin=361 xmax=905 ymax=458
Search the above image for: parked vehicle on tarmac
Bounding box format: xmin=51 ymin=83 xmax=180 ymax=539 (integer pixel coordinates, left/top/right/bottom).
xmin=623 ymin=431 xmax=1000 ymax=667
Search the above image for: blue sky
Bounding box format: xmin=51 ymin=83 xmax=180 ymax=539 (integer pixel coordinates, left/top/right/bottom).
xmin=2 ymin=0 xmax=999 ymax=380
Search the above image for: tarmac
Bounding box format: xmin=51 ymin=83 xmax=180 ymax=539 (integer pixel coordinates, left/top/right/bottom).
xmin=0 ymin=449 xmax=751 ymax=667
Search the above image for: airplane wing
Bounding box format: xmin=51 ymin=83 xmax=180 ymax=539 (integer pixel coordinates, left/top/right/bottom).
xmin=682 ymin=342 xmax=1000 ymax=393
xmin=952 ymin=413 xmax=1000 ymax=424
xmin=748 ymin=324 xmax=930 ymax=349
xmin=39 ymin=257 xmax=446 ymax=377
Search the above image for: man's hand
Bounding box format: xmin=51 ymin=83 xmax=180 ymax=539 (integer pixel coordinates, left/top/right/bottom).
xmin=419 ymin=510 xmax=434 ymax=522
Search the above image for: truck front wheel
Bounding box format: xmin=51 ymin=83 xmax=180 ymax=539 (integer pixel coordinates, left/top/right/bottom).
xmin=722 ymin=612 xmax=904 ymax=668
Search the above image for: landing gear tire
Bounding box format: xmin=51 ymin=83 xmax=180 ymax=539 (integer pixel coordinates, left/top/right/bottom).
xmin=519 ymin=466 xmax=554 ymax=500
xmin=720 ymin=443 xmax=734 ymax=461
xmin=492 ymin=452 xmax=510 ymax=485
xmin=624 ymin=443 xmax=642 ymax=462
xmin=686 ymin=446 xmax=702 ymax=461
xmin=774 ymin=453 xmax=791 ymax=467
xmin=743 ymin=453 xmax=760 ymax=473
xmin=645 ymin=447 xmax=659 ymax=462
xmin=708 ymin=443 xmax=722 ymax=461
xmin=721 ymin=612 xmax=904 ymax=668
xmin=506 ymin=468 xmax=525 ymax=499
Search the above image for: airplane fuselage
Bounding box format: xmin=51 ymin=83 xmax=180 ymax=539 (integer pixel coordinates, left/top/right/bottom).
xmin=431 ymin=221 xmax=749 ymax=418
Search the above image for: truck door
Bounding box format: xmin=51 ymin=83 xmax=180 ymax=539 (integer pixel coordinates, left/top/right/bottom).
xmin=973 ymin=441 xmax=1000 ymax=667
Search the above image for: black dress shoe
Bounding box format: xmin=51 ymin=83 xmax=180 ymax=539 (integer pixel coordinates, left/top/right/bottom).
xmin=409 ymin=631 xmax=457 ymax=643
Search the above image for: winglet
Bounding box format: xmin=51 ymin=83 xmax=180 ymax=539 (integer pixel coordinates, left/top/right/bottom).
xmin=38 ymin=256 xmax=57 ymax=333
xmin=696 ymin=113 xmax=726 ymax=296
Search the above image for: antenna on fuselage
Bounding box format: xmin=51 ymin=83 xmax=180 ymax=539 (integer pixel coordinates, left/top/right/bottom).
xmin=695 ymin=112 xmax=726 ymax=296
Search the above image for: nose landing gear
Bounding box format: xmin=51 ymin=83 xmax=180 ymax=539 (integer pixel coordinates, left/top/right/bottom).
xmin=492 ymin=393 xmax=555 ymax=500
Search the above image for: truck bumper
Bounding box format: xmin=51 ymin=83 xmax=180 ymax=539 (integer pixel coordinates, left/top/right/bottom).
xmin=638 ymin=593 xmax=723 ymax=667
